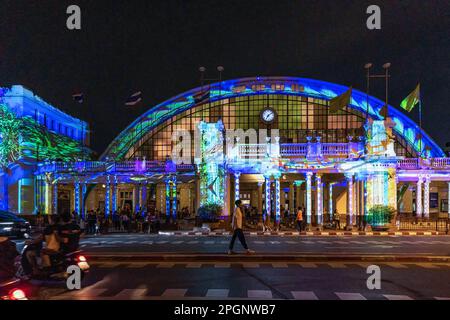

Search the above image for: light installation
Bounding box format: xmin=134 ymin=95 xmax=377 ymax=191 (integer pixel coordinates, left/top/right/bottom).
xmin=275 ymin=176 xmax=281 ymax=223
xmin=103 ymin=77 xmax=445 ymax=161
xmin=316 ymin=174 xmax=323 ymax=226
xmin=306 ymin=172 xmax=312 ymax=226
xmin=172 ymin=176 xmax=177 ymax=220
xmin=264 ymin=176 xmax=271 ymax=219
xmin=195 ymin=121 xmax=225 ymax=207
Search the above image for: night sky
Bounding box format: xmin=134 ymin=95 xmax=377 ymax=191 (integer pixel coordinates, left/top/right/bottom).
xmin=1 ymin=0 xmax=449 ymax=154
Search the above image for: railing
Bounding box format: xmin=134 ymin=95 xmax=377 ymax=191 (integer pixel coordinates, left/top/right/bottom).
xmin=280 ymin=144 xmax=307 ymax=157
xmin=321 ymin=143 xmax=349 ymax=156
xmin=238 ymin=144 xmax=267 ymax=158
xmin=397 ymin=158 xmax=450 ymax=170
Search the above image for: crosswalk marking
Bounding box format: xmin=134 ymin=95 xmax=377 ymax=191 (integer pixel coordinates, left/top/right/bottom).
xmin=187 ymin=241 xmax=199 ymax=244
xmin=206 ymin=289 xmax=229 ymax=298
xmin=214 ymin=263 xmax=230 ymax=268
xmin=204 ymin=241 xmax=215 ymax=244
xmin=156 ymin=263 xmax=175 ymax=268
xmin=272 ymin=262 xmax=288 ymax=268
xmin=384 ymin=263 xmax=408 ymax=269
xmin=383 ymin=294 xmax=413 ymax=300
xmin=414 ymin=263 xmax=440 ymax=269
xmin=327 ymin=262 xmax=347 ymax=269
xmin=172 ymin=241 xmax=183 ymax=244
xmin=335 ymin=292 xmax=367 ymax=300
xmin=113 ymin=289 xmax=148 ymax=299
xmin=185 ymin=263 xmax=202 ymax=268
xmin=65 ymin=288 xmax=108 ymax=300
xmin=248 ymin=290 xmax=272 ymax=299
xmin=291 ymin=291 xmax=318 ymax=300
xmin=297 ymin=262 xmax=317 ymax=268
xmin=243 ymin=263 xmax=260 ymax=268
xmin=161 ymin=289 xmax=187 ymax=298
xmin=435 ymin=297 xmax=450 ymax=300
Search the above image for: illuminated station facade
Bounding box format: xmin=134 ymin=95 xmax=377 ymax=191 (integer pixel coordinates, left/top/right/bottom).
xmin=2 ymin=77 xmax=450 ymax=229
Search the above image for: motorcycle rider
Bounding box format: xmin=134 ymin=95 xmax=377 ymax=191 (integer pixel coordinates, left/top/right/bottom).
xmin=58 ymin=213 xmax=81 ymax=254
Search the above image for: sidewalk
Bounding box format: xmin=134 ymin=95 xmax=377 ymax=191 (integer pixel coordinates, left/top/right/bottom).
xmin=159 ymin=230 xmax=447 ymax=236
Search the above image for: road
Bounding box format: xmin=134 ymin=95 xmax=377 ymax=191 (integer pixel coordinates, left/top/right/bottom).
xmin=75 ymin=234 xmax=450 ymax=256
xmin=12 ymin=233 xmax=450 ymax=300
xmin=32 ymin=260 xmax=450 ymax=300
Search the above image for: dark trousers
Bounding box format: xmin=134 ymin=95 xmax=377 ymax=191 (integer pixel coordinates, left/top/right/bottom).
xmin=297 ymin=220 xmax=303 ymax=231
xmin=229 ymin=228 xmax=248 ymax=250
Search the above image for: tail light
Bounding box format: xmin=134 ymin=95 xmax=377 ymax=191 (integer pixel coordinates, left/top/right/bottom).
xmin=77 ymin=255 xmax=89 ymax=271
xmin=9 ymin=289 xmax=27 ymax=300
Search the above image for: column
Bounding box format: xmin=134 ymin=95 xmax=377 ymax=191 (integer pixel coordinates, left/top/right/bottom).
xmin=234 ymin=172 xmax=241 ymax=201
xmin=328 ymin=183 xmax=333 ymax=223
xmin=134 ymin=184 xmax=141 ymax=214
xmin=257 ymin=181 xmax=263 ymax=221
xmin=346 ymin=173 xmax=354 ymax=230
xmin=81 ymin=183 xmax=87 ymax=218
xmin=105 ymin=178 xmax=111 ymax=217
xmin=289 ymin=182 xmax=295 ymax=215
xmin=111 ymin=182 xmax=118 ymax=215
xmin=165 ymin=179 xmax=171 ymax=219
xmin=447 ymin=181 xmax=450 ymax=219
xmin=306 ymin=172 xmax=313 ymax=229
xmin=141 ymin=183 xmax=148 ymax=215
xmin=274 ymin=176 xmax=281 ymax=225
xmin=52 ymin=182 xmax=58 ymax=215
xmin=416 ymin=175 xmax=423 ymax=217
xmin=316 ymin=174 xmax=323 ymax=228
xmin=264 ymin=176 xmax=271 ymax=220
xmin=172 ymin=176 xmax=177 ymax=221
xmin=75 ymin=180 xmax=81 ymax=216
xmin=296 ymin=182 xmax=302 ymax=208
xmin=423 ymin=175 xmax=430 ymax=219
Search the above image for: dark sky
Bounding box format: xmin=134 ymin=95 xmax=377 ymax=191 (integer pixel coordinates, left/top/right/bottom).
xmin=1 ymin=0 xmax=449 ymax=154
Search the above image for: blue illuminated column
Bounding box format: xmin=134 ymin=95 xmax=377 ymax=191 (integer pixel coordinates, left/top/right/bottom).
xmin=52 ymin=182 xmax=58 ymax=215
xmin=74 ymin=181 xmax=81 ymax=216
xmin=264 ymin=176 xmax=271 ymax=220
xmin=81 ymin=183 xmax=87 ymax=218
xmin=234 ymin=172 xmax=241 ymax=201
xmin=346 ymin=173 xmax=354 ymax=230
xmin=448 ymin=182 xmax=450 ymax=218
xmin=165 ymin=179 xmax=171 ymax=219
xmin=306 ymin=172 xmax=313 ymax=228
xmin=134 ymin=184 xmax=140 ymax=214
xmin=316 ymin=174 xmax=323 ymax=228
xmin=141 ymin=183 xmax=147 ymax=216
xmin=274 ymin=175 xmax=281 ymax=224
xmin=416 ymin=175 xmax=423 ymax=217
xmin=172 ymin=177 xmax=177 ymax=220
xmin=423 ymin=175 xmax=430 ymax=219
xmin=105 ymin=177 xmax=111 ymax=217
xmin=328 ymin=183 xmax=333 ymax=222
xmin=111 ymin=182 xmax=117 ymax=215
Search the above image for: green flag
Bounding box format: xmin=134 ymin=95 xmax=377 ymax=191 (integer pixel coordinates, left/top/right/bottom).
xmin=400 ymin=83 xmax=420 ymax=112
xmin=329 ymin=87 xmax=352 ymax=114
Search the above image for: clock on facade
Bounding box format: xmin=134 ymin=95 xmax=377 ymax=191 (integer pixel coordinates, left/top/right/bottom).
xmin=260 ymin=107 xmax=277 ymax=124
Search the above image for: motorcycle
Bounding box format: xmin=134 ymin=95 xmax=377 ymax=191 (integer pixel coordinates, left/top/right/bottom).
xmin=15 ymin=244 xmax=90 ymax=282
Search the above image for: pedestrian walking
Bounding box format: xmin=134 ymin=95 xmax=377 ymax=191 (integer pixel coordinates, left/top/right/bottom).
xmin=296 ymin=207 xmax=304 ymax=231
xmin=228 ymin=200 xmax=255 ymax=255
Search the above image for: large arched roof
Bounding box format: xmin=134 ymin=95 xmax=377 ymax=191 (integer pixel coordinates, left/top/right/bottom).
xmin=101 ymin=76 xmax=445 ymax=160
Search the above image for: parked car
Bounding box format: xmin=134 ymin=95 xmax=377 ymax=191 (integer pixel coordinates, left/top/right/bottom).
xmin=0 ymin=211 xmax=31 ymax=238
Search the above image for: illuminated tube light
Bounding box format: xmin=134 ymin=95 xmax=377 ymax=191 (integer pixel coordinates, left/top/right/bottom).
xmin=165 ymin=179 xmax=171 ymax=219
xmin=423 ymin=175 xmax=430 ymax=218
xmin=81 ymin=183 xmax=87 ymax=218
xmin=265 ymin=177 xmax=271 ymax=219
xmin=275 ymin=178 xmax=281 ymax=223
xmin=172 ymin=177 xmax=177 ymax=221
xmin=306 ymin=172 xmax=312 ymax=225
xmin=329 ymin=183 xmax=333 ymax=220
xmin=346 ymin=174 xmax=354 ymax=226
xmin=105 ymin=180 xmax=111 ymax=217
xmin=416 ymin=176 xmax=423 ymax=217
xmin=52 ymin=182 xmax=58 ymax=215
xmin=234 ymin=172 xmax=241 ymax=201
xmin=316 ymin=174 xmax=323 ymax=226
xmin=75 ymin=181 xmax=81 ymax=216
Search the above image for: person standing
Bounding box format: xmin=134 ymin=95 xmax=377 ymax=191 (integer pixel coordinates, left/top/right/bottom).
xmin=296 ymin=207 xmax=304 ymax=231
xmin=228 ymin=200 xmax=255 ymax=255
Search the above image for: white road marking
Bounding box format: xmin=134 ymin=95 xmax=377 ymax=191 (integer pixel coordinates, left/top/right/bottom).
xmin=335 ymin=292 xmax=367 ymax=300
xmin=161 ymin=289 xmax=187 ymax=298
xmin=247 ymin=290 xmax=272 ymax=299
xmin=291 ymin=291 xmax=319 ymax=300
xmin=206 ymin=289 xmax=229 ymax=298
xmin=383 ymin=294 xmax=413 ymax=300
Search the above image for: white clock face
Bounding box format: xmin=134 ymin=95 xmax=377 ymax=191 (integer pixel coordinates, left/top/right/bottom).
xmin=261 ymin=109 xmax=275 ymax=123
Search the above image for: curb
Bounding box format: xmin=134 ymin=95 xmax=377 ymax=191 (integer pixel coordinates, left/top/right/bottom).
xmin=159 ymin=231 xmax=447 ymax=236
xmin=85 ymin=253 xmax=450 ymax=263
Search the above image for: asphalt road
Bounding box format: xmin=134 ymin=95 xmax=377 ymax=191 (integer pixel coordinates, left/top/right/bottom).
xmin=30 ymin=260 xmax=450 ymax=300
xmin=72 ymin=234 xmax=450 ymax=256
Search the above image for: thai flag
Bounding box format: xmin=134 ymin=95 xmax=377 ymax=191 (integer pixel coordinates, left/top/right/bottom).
xmin=193 ymin=90 xmax=210 ymax=104
xmin=72 ymin=92 xmax=84 ymax=103
xmin=125 ymin=91 xmax=143 ymax=106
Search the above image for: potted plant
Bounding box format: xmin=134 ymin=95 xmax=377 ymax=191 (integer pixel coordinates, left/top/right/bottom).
xmin=367 ymin=205 xmax=396 ymax=231
xmin=197 ymin=203 xmax=223 ymax=231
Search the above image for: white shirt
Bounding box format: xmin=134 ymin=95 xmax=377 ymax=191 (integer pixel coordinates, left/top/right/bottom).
xmin=232 ymin=207 xmax=243 ymax=230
